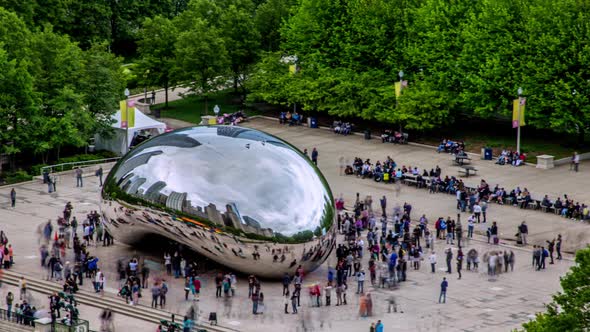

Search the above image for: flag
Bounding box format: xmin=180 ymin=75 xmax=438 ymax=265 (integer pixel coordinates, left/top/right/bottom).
xmin=120 ymin=100 xmax=135 ymax=128
xmin=512 ymin=97 xmax=526 ymax=127
xmin=289 ymin=65 xmax=297 ymax=74
xmin=395 ymin=82 xmax=402 ymax=98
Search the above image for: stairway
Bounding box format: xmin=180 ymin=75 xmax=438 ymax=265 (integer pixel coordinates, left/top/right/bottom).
xmin=0 ymin=321 xmax=34 ymax=332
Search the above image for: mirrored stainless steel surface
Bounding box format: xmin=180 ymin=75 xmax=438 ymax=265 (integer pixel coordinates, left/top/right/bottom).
xmin=101 ymin=125 xmax=336 ymax=278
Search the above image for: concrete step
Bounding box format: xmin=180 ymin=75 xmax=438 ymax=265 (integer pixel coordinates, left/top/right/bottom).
xmin=1 ymin=270 xmax=236 ymax=332
xmin=0 ymin=321 xmax=34 ymax=332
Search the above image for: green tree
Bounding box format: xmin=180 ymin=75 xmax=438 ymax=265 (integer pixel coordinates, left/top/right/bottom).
xmin=220 ymin=0 xmax=261 ymax=93
xmin=80 ymin=42 xmax=126 ymax=134
xmin=137 ymin=16 xmax=178 ymax=108
xmin=255 ymin=0 xmax=295 ymax=52
xmin=521 ymin=247 xmax=590 ymax=331
xmin=174 ymin=19 xmax=228 ymax=113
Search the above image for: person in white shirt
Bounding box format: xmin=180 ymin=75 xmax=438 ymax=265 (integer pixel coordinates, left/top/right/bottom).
xmin=467 ymin=216 xmax=475 ymax=238
xmin=473 ymin=203 xmax=482 ymax=223
xmin=429 ymin=252 xmax=437 ymax=273
xmin=356 ymin=270 xmax=365 ymax=294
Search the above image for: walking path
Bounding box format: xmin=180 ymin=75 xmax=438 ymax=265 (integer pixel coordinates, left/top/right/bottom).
xmin=0 ymin=117 xmax=580 ymax=331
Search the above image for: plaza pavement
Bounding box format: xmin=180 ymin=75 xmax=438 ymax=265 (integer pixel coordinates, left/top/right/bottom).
xmin=0 ymin=117 xmax=583 ymax=331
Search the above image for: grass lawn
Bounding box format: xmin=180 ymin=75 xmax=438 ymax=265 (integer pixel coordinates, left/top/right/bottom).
xmin=152 ymin=90 xmax=259 ymax=125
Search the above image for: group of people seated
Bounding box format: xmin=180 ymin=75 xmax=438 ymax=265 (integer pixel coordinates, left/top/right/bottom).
xmin=345 ymin=156 xmax=442 ymax=185
xmin=437 ymin=139 xmax=465 ymax=154
xmin=381 ymin=130 xmax=407 ymax=144
xmin=217 ymin=110 xmax=248 ymax=125
xmin=487 ymin=185 xmax=589 ymax=220
xmin=496 ymin=149 xmax=526 ymax=166
xmin=333 ymin=121 xmax=353 ymax=135
xmin=279 ymin=111 xmax=302 ymax=126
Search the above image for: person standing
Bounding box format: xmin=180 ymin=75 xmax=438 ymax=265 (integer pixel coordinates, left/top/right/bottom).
xmin=547 ymin=239 xmax=556 ymax=264
xmin=473 ymin=202 xmax=481 ymax=223
xmin=10 ymin=188 xmax=16 ymax=208
xmin=556 ymin=234 xmax=563 ymax=260
xmin=141 ymin=263 xmax=150 ymax=289
xmin=429 ymin=251 xmax=437 ymax=273
xmin=151 ymin=283 xmax=160 ymax=308
xmin=75 ymin=168 xmax=83 ymax=187
xmin=159 ymin=280 xmax=168 ymax=308
xmin=439 ymin=277 xmax=448 ymax=303
xmin=290 ymin=291 xmax=298 ymax=314
xmin=380 ymin=196 xmax=387 ymax=217
xmin=311 ymin=148 xmax=319 ymax=166
xmin=573 ymin=152 xmax=580 ymax=172
xmin=356 ymin=270 xmax=365 ymax=294
xmin=6 ymin=291 xmax=13 ymax=318
xmin=375 ymin=320 xmax=384 ymax=332
xmin=491 ymin=222 xmax=499 ymax=244
xmin=96 ymin=167 xmax=103 ymax=187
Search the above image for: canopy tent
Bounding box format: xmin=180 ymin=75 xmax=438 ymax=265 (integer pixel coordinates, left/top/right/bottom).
xmin=94 ymin=109 xmax=166 ymax=155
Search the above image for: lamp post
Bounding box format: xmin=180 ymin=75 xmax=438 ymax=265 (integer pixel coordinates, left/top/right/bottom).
xmin=397 ymin=70 xmax=404 ymax=132
xmin=143 ymin=69 xmax=150 ymax=103
xmin=516 ymin=87 xmax=523 ymax=154
xmin=124 ymin=88 xmax=130 ymax=153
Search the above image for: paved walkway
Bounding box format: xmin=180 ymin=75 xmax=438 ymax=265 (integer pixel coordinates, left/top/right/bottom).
xmin=0 ymin=118 xmax=581 ymax=331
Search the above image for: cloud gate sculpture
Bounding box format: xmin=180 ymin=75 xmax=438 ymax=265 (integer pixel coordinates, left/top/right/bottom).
xmin=101 ymin=125 xmax=336 ymax=278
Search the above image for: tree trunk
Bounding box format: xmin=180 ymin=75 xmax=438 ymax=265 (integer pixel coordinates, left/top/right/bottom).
xmin=234 ymin=75 xmax=239 ymax=94
xmin=56 ymin=146 xmax=61 ymax=161
xmin=578 ymin=126 xmax=585 ymax=147
xmin=204 ymin=94 xmax=208 ymax=116
xmin=165 ymin=81 xmax=169 ymax=109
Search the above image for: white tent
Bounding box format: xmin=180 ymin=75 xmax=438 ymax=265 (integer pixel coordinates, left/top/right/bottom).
xmin=94 ymin=109 xmax=166 ymax=155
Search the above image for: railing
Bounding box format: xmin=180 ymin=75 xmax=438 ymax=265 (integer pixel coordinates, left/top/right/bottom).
xmin=40 ymin=158 xmax=121 ymax=175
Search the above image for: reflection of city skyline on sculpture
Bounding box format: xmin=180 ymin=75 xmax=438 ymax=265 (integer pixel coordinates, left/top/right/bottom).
xmin=122 ymin=175 xmax=274 ymax=237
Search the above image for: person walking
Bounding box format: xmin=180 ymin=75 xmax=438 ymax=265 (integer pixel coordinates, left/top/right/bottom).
xmin=311 ymin=148 xmax=319 ymax=166
xmin=456 ymin=248 xmax=463 ymax=280
xmin=439 ymin=277 xmax=448 ymax=303
xmin=446 ymin=248 xmax=452 ymax=274
xmin=375 ymin=320 xmax=384 ymax=332
xmin=75 ymin=168 xmax=83 ymax=187
xmin=10 ymin=188 xmax=16 ymax=208
xmin=556 ymin=234 xmax=563 ymax=260
xmin=96 ymin=167 xmax=103 ymax=187
xmin=19 ymin=277 xmax=27 ymax=301
xmin=429 ymin=251 xmax=437 ymax=273
xmin=282 ymin=273 xmax=291 ymax=295
xmin=284 ymin=291 xmax=290 ymax=314
xmin=519 ymin=222 xmax=528 ymax=245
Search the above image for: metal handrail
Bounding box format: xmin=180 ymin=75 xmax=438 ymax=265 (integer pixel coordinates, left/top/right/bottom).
xmin=40 ymin=158 xmax=121 ymax=175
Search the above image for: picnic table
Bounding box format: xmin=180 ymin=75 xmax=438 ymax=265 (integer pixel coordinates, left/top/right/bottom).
xmin=453 ymin=155 xmax=472 ymax=166
xmin=458 ymin=165 xmax=477 ymax=177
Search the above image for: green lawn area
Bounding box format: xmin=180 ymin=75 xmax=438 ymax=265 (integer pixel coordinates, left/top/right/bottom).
xmin=152 ymin=90 xmax=258 ymax=125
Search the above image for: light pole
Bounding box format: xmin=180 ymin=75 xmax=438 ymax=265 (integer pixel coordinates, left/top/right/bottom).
xmin=516 ymin=87 xmax=523 ymax=154
xmin=143 ymin=69 xmax=150 ymax=103
xmin=124 ymin=88 xmax=130 ymax=153
xmin=397 ymin=70 xmax=404 ymax=132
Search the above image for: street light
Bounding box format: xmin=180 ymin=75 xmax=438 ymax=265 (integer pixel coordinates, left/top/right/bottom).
xmin=516 ymin=87 xmax=523 ymax=154
xmin=124 ymin=88 xmax=130 ymax=153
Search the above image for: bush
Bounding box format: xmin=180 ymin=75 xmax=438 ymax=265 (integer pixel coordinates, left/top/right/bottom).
xmin=2 ymin=170 xmax=33 ymax=185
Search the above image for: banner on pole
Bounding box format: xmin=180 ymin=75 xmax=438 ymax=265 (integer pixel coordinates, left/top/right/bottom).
xmin=395 ymin=82 xmax=402 ymax=98
xmin=120 ymin=100 xmax=136 ymax=128
xmin=289 ymin=65 xmax=297 ymax=74
xmin=512 ymin=97 xmax=526 ymax=127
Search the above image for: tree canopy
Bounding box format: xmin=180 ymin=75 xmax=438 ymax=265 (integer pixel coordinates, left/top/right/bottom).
xmin=521 ymin=247 xmax=590 ymax=331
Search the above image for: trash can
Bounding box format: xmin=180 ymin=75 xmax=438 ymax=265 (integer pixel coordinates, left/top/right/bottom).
xmin=484 ymin=147 xmax=493 ymax=160
xmin=154 ymin=109 xmax=161 ymax=118
xmin=310 ymin=117 xmax=318 ymax=128
xmin=364 ymin=129 xmax=371 ymax=140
